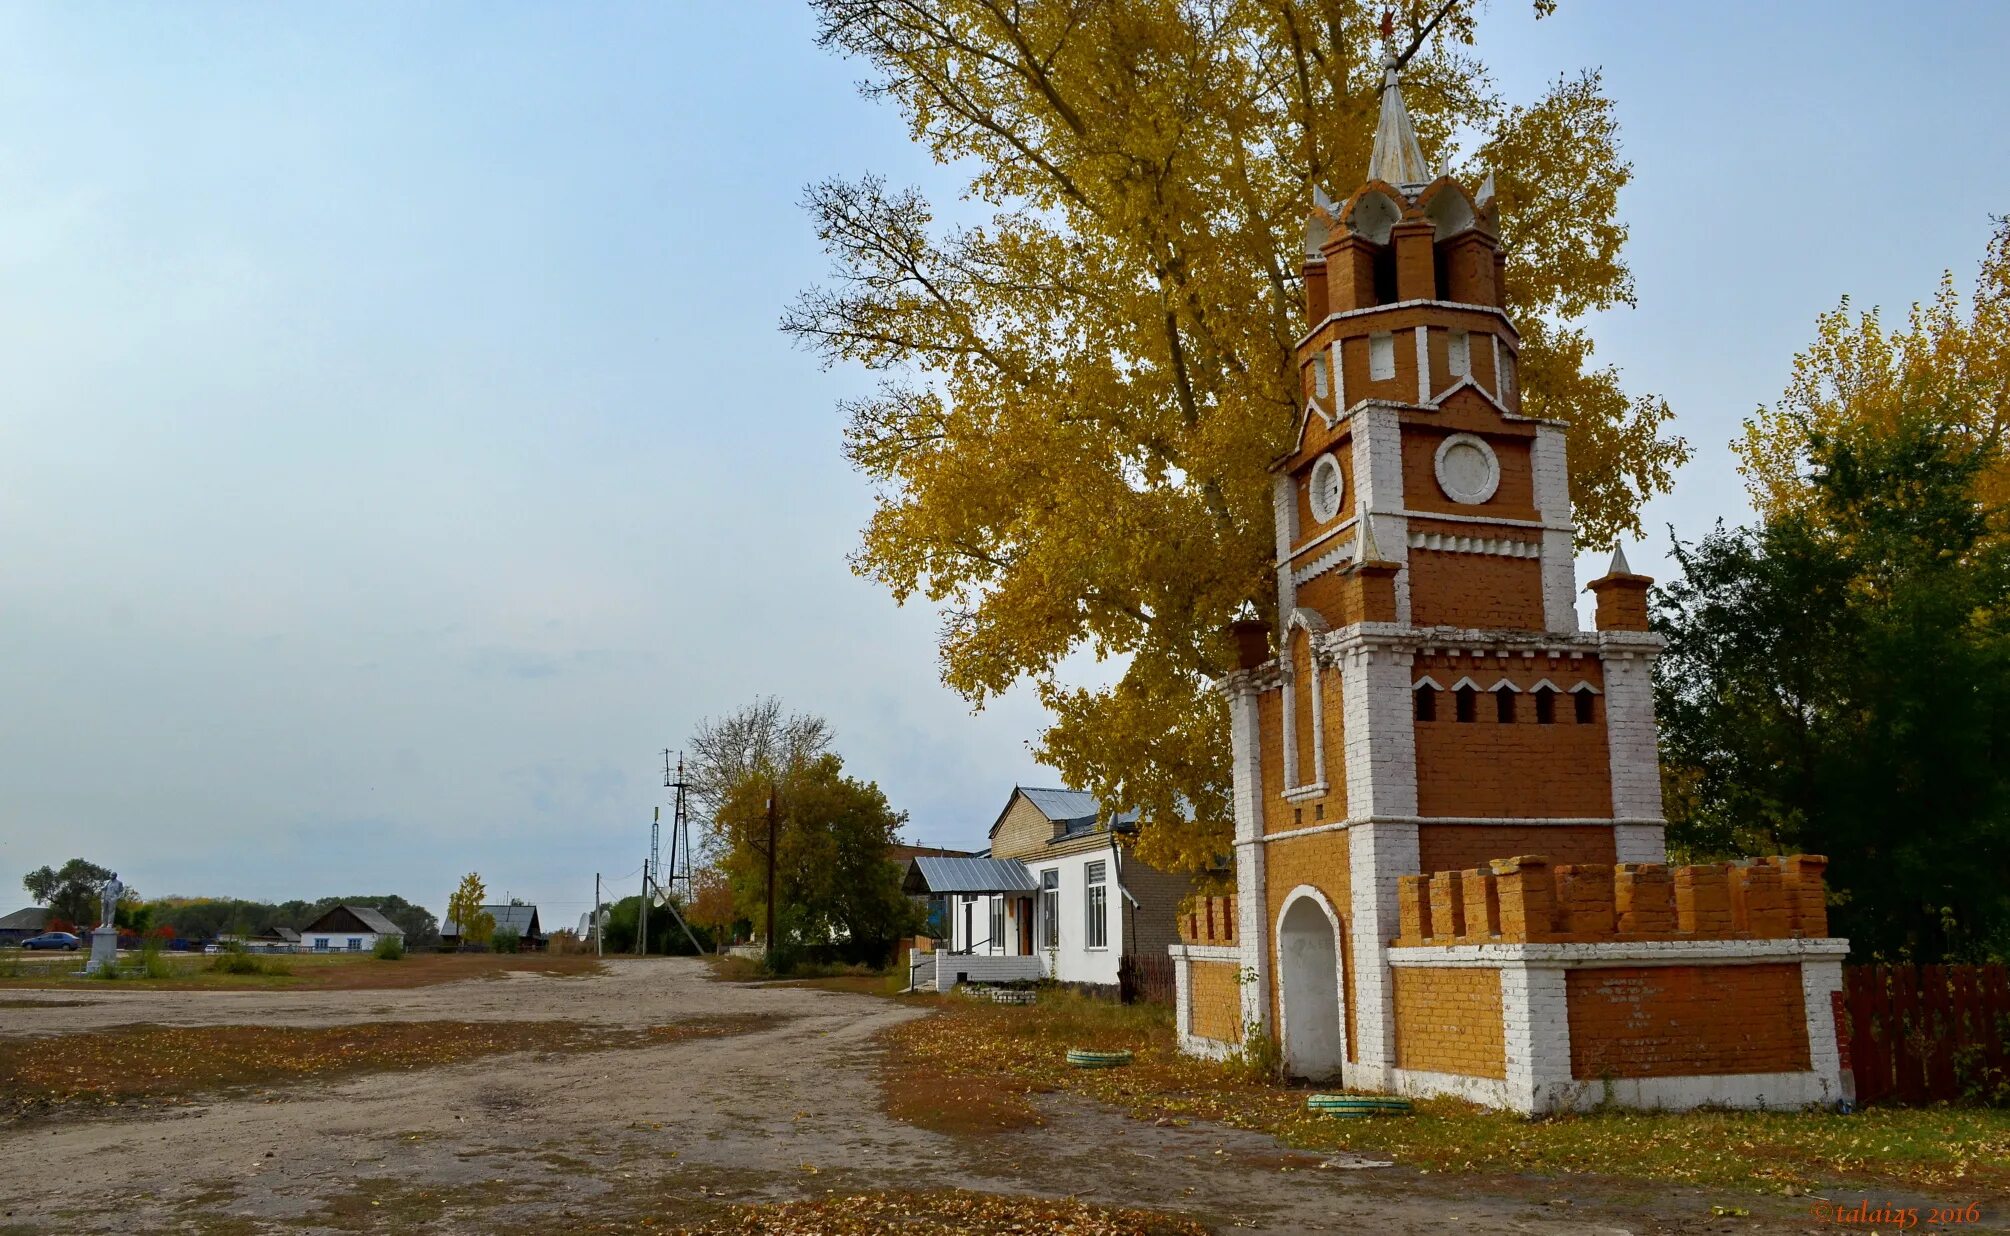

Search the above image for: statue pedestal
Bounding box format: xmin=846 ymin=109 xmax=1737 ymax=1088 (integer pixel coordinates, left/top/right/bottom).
xmin=83 ymin=927 xmax=118 ymax=976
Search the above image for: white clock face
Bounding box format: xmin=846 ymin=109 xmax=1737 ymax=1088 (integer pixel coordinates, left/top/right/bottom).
xmin=1308 ymin=453 xmax=1345 ymax=523
xmin=1433 ymin=433 xmax=1500 ymax=505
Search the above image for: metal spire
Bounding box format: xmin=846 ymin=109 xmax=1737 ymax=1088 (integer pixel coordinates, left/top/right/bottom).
xmin=1366 ymin=53 xmax=1432 ymax=190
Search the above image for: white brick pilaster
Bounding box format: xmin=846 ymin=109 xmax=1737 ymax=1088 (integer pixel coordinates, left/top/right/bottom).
xmin=1226 ymin=676 xmax=1270 ymax=1034
xmin=1345 ymin=818 xmax=1420 ymax=1089
xmin=1612 ymin=825 xmax=1667 ymax=864
xmin=1351 ymin=405 xmax=1410 ymax=624
xmin=1413 ymin=326 xmax=1431 ymax=404
xmin=1601 ymin=644 xmax=1665 ymax=820
xmin=1500 ymin=962 xmax=1573 ymax=1114
xmin=1531 ymin=425 xmax=1578 ymax=634
xmin=1272 ymin=475 xmax=1298 ymax=619
xmin=1801 ymin=957 xmax=1847 ymax=1105
xmin=1338 ymin=645 xmax=1418 ymax=818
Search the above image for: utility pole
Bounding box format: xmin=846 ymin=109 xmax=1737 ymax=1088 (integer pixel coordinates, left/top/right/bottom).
xmin=764 ymin=785 xmax=778 ymax=963
xmin=638 ymin=860 xmax=650 ymax=957
xmin=594 ymin=872 xmax=602 ymax=957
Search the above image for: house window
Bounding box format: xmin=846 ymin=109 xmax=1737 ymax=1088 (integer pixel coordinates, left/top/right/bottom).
xmin=347 ymin=938 xmax=363 ymax=952
xmin=313 ymin=938 xmax=329 ymax=952
xmin=989 ymin=897 xmax=1004 ymax=954
xmin=1534 ymin=685 xmax=1557 ymax=725
xmin=1414 ymin=683 xmax=1438 ymax=721
xmin=1449 ymin=330 xmax=1470 ymax=377
xmin=1040 ymin=870 xmax=1059 ymax=947
xmin=1368 ymin=332 xmax=1395 ymax=380
xmin=1574 ymin=689 xmax=1597 ymax=724
xmin=1084 ymin=862 xmax=1108 ymax=950
xmin=1454 ymin=685 xmax=1477 ymax=723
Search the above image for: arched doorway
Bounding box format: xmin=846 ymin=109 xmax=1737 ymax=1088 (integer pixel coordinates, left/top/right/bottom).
xmin=1277 ymin=893 xmax=1345 ymax=1082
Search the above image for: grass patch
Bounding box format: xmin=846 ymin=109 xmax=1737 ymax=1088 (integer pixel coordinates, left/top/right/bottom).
xmin=878 ymin=987 xmax=2010 ymax=1195
xmin=208 ymin=950 xmax=291 ymax=977
xmin=0 ymin=950 xmax=607 ymax=992
xmin=0 ymin=1012 xmax=786 ymax=1122
xmin=674 ymin=1189 xmax=1208 ymax=1235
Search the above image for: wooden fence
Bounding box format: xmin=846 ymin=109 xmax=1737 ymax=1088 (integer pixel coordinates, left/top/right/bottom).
xmin=1119 ymin=953 xmax=1177 ymax=1007
xmin=1841 ymin=963 xmax=2009 ymax=1105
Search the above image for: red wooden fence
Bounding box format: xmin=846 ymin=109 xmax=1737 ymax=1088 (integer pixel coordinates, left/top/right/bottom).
xmin=1119 ymin=953 xmax=1177 ymax=1007
xmin=1842 ymin=963 xmax=2009 ymax=1105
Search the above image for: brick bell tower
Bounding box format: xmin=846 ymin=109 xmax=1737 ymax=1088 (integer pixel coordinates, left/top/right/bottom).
xmin=1213 ymin=51 xmax=1669 ymax=1091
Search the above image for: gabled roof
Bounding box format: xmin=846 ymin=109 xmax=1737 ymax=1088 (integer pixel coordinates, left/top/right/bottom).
xmin=903 ymin=856 xmax=1039 ymax=896
xmin=889 ymin=843 xmax=980 ymax=865
xmin=0 ymin=907 xmax=49 ymax=932
xmin=301 ymin=905 xmax=404 ymax=937
xmin=444 ymin=904 xmax=541 ymax=937
xmin=993 ymin=787 xmax=1140 ymax=841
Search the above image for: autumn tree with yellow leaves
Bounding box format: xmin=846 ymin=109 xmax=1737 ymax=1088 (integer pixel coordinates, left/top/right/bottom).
xmin=789 ymin=0 xmax=1686 ymax=872
xmin=1737 ymin=217 xmax=2010 ymax=530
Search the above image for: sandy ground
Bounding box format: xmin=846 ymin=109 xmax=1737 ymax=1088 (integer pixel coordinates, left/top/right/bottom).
xmin=0 ymin=960 xmax=1882 ymax=1234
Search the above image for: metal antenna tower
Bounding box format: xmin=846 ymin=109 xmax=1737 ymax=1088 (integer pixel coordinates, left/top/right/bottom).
xmin=662 ymin=749 xmax=695 ymax=898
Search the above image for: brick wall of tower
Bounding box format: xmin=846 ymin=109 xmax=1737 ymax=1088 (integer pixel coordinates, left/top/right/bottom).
xmin=1263 ymin=832 xmax=1357 ymax=1063
xmin=1407 ymin=550 xmax=1546 ymax=630
xmin=1411 ymin=653 xmax=1612 ymax=818
xmin=1418 ymin=825 xmax=1615 ymax=873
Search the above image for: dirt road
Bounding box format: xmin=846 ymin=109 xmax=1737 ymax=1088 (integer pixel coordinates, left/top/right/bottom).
xmin=0 ymin=960 xmax=1839 ymax=1233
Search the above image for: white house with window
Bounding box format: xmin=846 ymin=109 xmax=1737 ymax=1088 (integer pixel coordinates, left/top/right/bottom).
xmin=900 ymin=787 xmax=1192 ymax=992
xmin=297 ymin=905 xmax=403 ymax=954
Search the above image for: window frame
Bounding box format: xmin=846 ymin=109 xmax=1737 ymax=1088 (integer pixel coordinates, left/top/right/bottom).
xmin=1039 ymin=869 xmax=1060 ymax=949
xmin=1083 ymin=861 xmax=1109 ymax=950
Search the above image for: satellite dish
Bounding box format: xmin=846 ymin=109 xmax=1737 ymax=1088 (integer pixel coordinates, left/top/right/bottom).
xmin=652 ymin=891 xmax=668 ymax=908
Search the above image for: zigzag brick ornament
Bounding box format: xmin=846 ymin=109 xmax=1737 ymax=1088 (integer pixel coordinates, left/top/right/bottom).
xmin=1168 ymin=54 xmax=1849 ymax=1114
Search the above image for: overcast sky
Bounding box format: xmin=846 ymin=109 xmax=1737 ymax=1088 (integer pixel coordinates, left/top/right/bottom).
xmin=2 ymin=3 xmax=2006 ymax=926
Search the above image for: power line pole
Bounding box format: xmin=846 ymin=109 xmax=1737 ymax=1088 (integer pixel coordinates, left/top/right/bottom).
xmin=663 ymin=751 xmax=695 ymax=900
xmin=764 ymin=785 xmax=778 ymax=965
xmin=638 ymin=860 xmax=649 ymax=957
xmin=594 ymin=872 xmax=602 ymax=957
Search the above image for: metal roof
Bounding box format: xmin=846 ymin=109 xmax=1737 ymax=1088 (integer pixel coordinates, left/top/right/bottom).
xmin=1015 ymin=787 xmax=1140 ymax=836
xmin=903 ymin=856 xmax=1038 ymax=895
xmin=0 ymin=907 xmax=49 ymax=932
xmin=444 ymin=904 xmax=541 ymax=937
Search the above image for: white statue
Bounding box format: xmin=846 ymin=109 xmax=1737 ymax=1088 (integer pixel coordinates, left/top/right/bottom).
xmin=100 ymin=872 xmax=123 ymax=930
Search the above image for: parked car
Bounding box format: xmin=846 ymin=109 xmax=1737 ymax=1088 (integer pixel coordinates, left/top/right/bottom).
xmin=20 ymin=931 xmax=82 ymax=951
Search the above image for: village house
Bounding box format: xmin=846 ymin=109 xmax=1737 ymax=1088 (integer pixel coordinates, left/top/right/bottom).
xmin=442 ymin=903 xmax=545 ymax=950
xmin=901 ymin=787 xmax=1190 ymax=993
xmin=0 ymin=907 xmax=50 ymax=945
xmin=298 ymin=905 xmax=403 ymax=954
xmin=1168 ymin=55 xmax=1848 ymax=1115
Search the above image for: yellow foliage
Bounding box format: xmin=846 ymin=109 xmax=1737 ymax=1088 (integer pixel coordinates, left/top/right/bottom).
xmin=793 ymin=1 xmax=1686 ymax=872
xmin=446 ymin=872 xmax=494 ymax=946
xmin=1737 ymin=218 xmax=2010 ymax=529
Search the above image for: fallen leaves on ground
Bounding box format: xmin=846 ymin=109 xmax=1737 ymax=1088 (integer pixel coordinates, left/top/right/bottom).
xmin=0 ymin=1012 xmax=783 ymax=1121
xmin=877 ymin=989 xmax=2010 ymax=1194
xmin=676 ymin=1189 xmax=1208 ymax=1235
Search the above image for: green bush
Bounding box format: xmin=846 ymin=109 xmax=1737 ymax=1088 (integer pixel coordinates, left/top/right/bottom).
xmin=373 ymin=935 xmax=405 ymax=960
xmin=208 ymin=949 xmax=290 ymax=977
xmin=492 ymin=928 xmax=521 ymax=955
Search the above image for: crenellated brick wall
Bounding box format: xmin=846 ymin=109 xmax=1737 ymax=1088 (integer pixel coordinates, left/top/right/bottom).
xmin=1395 ymin=854 xmax=1829 ymax=946
xmin=1178 ymin=894 xmax=1239 ymax=947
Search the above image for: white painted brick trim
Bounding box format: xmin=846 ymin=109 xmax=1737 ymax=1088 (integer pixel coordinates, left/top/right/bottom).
xmin=1386 ymin=939 xmax=1852 ymax=967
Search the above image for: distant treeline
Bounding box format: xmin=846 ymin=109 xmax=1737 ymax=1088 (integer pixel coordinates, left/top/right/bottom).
xmin=142 ymin=894 xmax=438 ymax=944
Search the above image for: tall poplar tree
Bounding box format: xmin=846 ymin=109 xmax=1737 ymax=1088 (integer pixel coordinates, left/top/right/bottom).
xmin=790 ymin=0 xmax=1685 ymax=870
